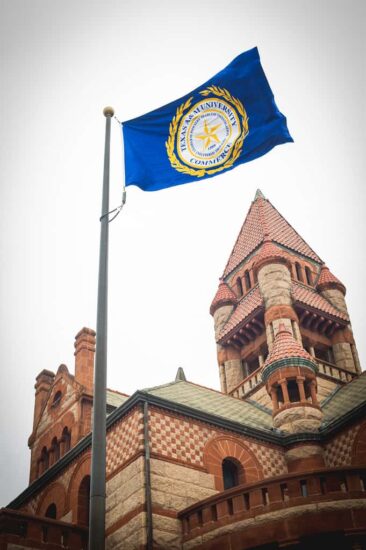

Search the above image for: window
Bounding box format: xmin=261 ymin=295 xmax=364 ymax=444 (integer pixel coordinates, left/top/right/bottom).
xmin=50 ymin=437 xmax=60 ymax=464
xmin=295 ymin=262 xmax=303 ymax=282
xmin=305 ymin=266 xmax=312 ymax=286
xmin=276 ymin=385 xmax=284 ymax=406
xmin=52 ymin=391 xmax=62 ymax=407
xmin=61 ymin=427 xmax=71 ymax=455
xmin=45 ymin=503 xmax=57 ymax=519
xmin=77 ymin=475 xmax=91 ymax=526
xmin=40 ymin=446 xmax=49 ymax=473
xmin=244 ymin=270 xmax=251 ymax=291
xmin=288 ymin=380 xmax=300 ymax=403
xmin=222 ymin=458 xmax=239 ymax=490
xmin=236 ymin=277 xmax=243 ymax=297
xmin=247 ymin=357 xmax=259 ymax=375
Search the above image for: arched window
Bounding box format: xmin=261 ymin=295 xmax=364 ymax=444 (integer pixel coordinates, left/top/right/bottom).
xmin=295 ymin=262 xmax=303 ymax=282
xmin=236 ymin=277 xmax=243 ymax=297
xmin=222 ymin=458 xmax=240 ymax=490
xmin=77 ymin=475 xmax=91 ymax=526
xmin=244 ymin=270 xmax=251 ymax=291
xmin=305 ymin=266 xmax=312 ymax=286
xmin=276 ymin=385 xmax=284 ymax=406
xmin=50 ymin=436 xmax=60 ymax=465
xmin=40 ymin=446 xmax=49 ymax=473
xmin=45 ymin=503 xmax=57 ymax=519
xmin=52 ymin=391 xmax=62 ymax=407
xmin=288 ymin=380 xmax=301 ymax=403
xmin=61 ymin=427 xmax=71 ymax=455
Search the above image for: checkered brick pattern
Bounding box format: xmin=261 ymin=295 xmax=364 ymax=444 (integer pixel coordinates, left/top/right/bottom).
xmin=246 ymin=440 xmax=287 ymax=477
xmin=107 ymin=408 xmax=144 ymax=475
xmin=324 ymin=425 xmax=360 ymax=467
xmin=149 ymin=409 xmax=286 ymax=476
xmin=149 ymin=410 xmax=217 ymax=465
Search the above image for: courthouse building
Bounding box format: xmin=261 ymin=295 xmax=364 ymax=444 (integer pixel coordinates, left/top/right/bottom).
xmin=1 ymin=190 xmax=366 ymax=549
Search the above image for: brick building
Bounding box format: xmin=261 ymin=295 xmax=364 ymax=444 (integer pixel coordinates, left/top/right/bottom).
xmin=1 ymin=190 xmax=366 ymax=549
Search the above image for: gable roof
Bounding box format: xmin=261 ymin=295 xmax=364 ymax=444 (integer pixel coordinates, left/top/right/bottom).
xmin=223 ymin=192 xmax=322 ymax=278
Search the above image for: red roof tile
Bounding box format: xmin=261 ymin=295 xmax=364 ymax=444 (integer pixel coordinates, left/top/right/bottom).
xmin=253 ymin=238 xmax=291 ymax=272
xmin=317 ymin=265 xmax=346 ymax=294
xmin=210 ymin=281 xmax=237 ymax=315
xmin=218 ymin=286 xmax=263 ymax=341
xmin=264 ymin=324 xmax=317 ymax=367
xmin=292 ymin=281 xmax=348 ymax=322
xmin=223 ymin=193 xmax=322 ymax=277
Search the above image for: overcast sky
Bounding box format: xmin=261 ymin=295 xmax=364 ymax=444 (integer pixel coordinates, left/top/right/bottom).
xmin=0 ymin=0 xmax=365 ymax=507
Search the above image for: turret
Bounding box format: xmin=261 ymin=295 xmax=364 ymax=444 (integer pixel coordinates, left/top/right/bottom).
xmin=210 ymin=280 xmax=238 ymax=392
xmin=262 ymin=324 xmax=322 ymax=433
xmin=317 ymin=265 xmax=361 ymax=374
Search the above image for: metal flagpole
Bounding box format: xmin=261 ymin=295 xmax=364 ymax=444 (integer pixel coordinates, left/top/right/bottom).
xmin=88 ymin=106 xmax=114 ymax=550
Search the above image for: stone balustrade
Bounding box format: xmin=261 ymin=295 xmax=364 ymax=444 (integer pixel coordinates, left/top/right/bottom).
xmin=317 ymin=359 xmax=356 ymax=382
xmin=229 ymin=359 xmax=356 ymax=401
xmin=179 ymin=466 xmax=366 ymax=544
xmin=0 ymin=508 xmax=88 ymax=549
xmin=229 ymin=367 xmax=262 ymax=399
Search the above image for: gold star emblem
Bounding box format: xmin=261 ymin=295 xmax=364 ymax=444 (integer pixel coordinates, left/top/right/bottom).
xmin=196 ymin=120 xmax=221 ymax=150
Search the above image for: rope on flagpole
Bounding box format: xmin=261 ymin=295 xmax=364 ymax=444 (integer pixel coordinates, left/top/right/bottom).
xmin=100 ymin=115 xmax=127 ymax=223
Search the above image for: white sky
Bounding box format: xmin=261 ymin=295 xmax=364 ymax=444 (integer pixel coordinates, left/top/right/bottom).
xmin=0 ymin=0 xmax=365 ymax=507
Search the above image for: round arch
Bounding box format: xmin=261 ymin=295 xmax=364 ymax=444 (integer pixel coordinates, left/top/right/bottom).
xmin=203 ymin=435 xmax=263 ymax=491
xmin=36 ymin=482 xmax=66 ymax=519
xmin=66 ymin=452 xmax=91 ymax=522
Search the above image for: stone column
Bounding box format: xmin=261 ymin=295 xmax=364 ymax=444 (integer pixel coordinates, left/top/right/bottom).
xmin=279 ymin=379 xmax=290 ymax=404
xmin=296 ymin=376 xmax=306 ymax=402
xmin=270 ymin=388 xmax=279 ymax=411
xmin=309 ymin=380 xmax=318 ymax=407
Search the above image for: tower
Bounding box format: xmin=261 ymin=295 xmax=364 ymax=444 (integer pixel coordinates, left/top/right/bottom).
xmin=211 ymin=189 xmax=361 ymax=417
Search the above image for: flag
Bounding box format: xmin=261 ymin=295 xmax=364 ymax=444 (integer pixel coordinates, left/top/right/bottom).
xmin=122 ymin=47 xmax=293 ymax=192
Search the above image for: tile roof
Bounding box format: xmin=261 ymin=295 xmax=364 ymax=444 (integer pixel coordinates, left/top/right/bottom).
xmin=210 ymin=280 xmax=237 ymax=315
xmin=321 ymin=373 xmax=366 ymax=426
xmin=223 ymin=195 xmax=322 ymax=277
xmin=263 ymin=324 xmax=317 ymax=368
xmin=292 ymin=281 xmax=349 ymax=322
xmin=143 ymin=379 xmax=273 ymax=431
xmin=317 ymin=265 xmax=346 ymax=294
xmin=217 ymin=285 xmax=263 ymax=341
xmin=252 ymin=238 xmax=291 ymax=272
xmin=107 ymin=389 xmax=129 ymax=410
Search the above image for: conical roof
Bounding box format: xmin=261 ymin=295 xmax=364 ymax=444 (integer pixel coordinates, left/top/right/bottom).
xmin=317 ymin=265 xmax=346 ymax=295
xmin=261 ymin=324 xmax=318 ymax=383
xmin=210 ymin=280 xmax=237 ymax=315
xmin=222 ymin=191 xmax=322 ymax=278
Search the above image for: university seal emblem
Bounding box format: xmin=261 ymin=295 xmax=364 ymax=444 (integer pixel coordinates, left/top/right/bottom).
xmin=166 ymin=86 xmax=249 ymax=177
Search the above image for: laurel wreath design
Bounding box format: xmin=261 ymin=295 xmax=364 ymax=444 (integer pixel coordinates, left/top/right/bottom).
xmin=165 ymin=86 xmax=249 ymax=177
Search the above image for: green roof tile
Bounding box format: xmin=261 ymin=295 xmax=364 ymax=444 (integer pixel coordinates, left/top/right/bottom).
xmin=143 ymin=380 xmax=273 ymax=431
xmin=321 ymin=372 xmax=366 ymax=426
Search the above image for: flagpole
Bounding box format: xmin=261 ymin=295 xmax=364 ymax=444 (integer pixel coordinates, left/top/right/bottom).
xmin=88 ymin=106 xmax=114 ymax=550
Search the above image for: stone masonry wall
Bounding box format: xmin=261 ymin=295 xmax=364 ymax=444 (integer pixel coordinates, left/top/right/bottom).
xmin=105 ymin=456 xmax=146 ymax=550
xmin=257 ymin=263 xmax=292 ymax=309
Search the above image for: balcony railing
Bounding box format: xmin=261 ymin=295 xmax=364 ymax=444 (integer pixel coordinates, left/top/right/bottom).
xmin=316 ymin=359 xmax=356 ymax=382
xmin=0 ymin=508 xmax=88 ymax=549
xmin=229 ymin=359 xmax=356 ymax=401
xmin=229 ymin=367 xmax=262 ymax=399
xmin=179 ymin=467 xmax=366 ymax=541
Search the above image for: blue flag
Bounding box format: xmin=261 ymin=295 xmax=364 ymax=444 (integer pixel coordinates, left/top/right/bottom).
xmin=122 ymin=47 xmax=293 ymax=192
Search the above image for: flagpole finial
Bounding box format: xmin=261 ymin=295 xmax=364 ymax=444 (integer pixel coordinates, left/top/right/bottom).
xmin=103 ymin=106 xmax=114 ymax=117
